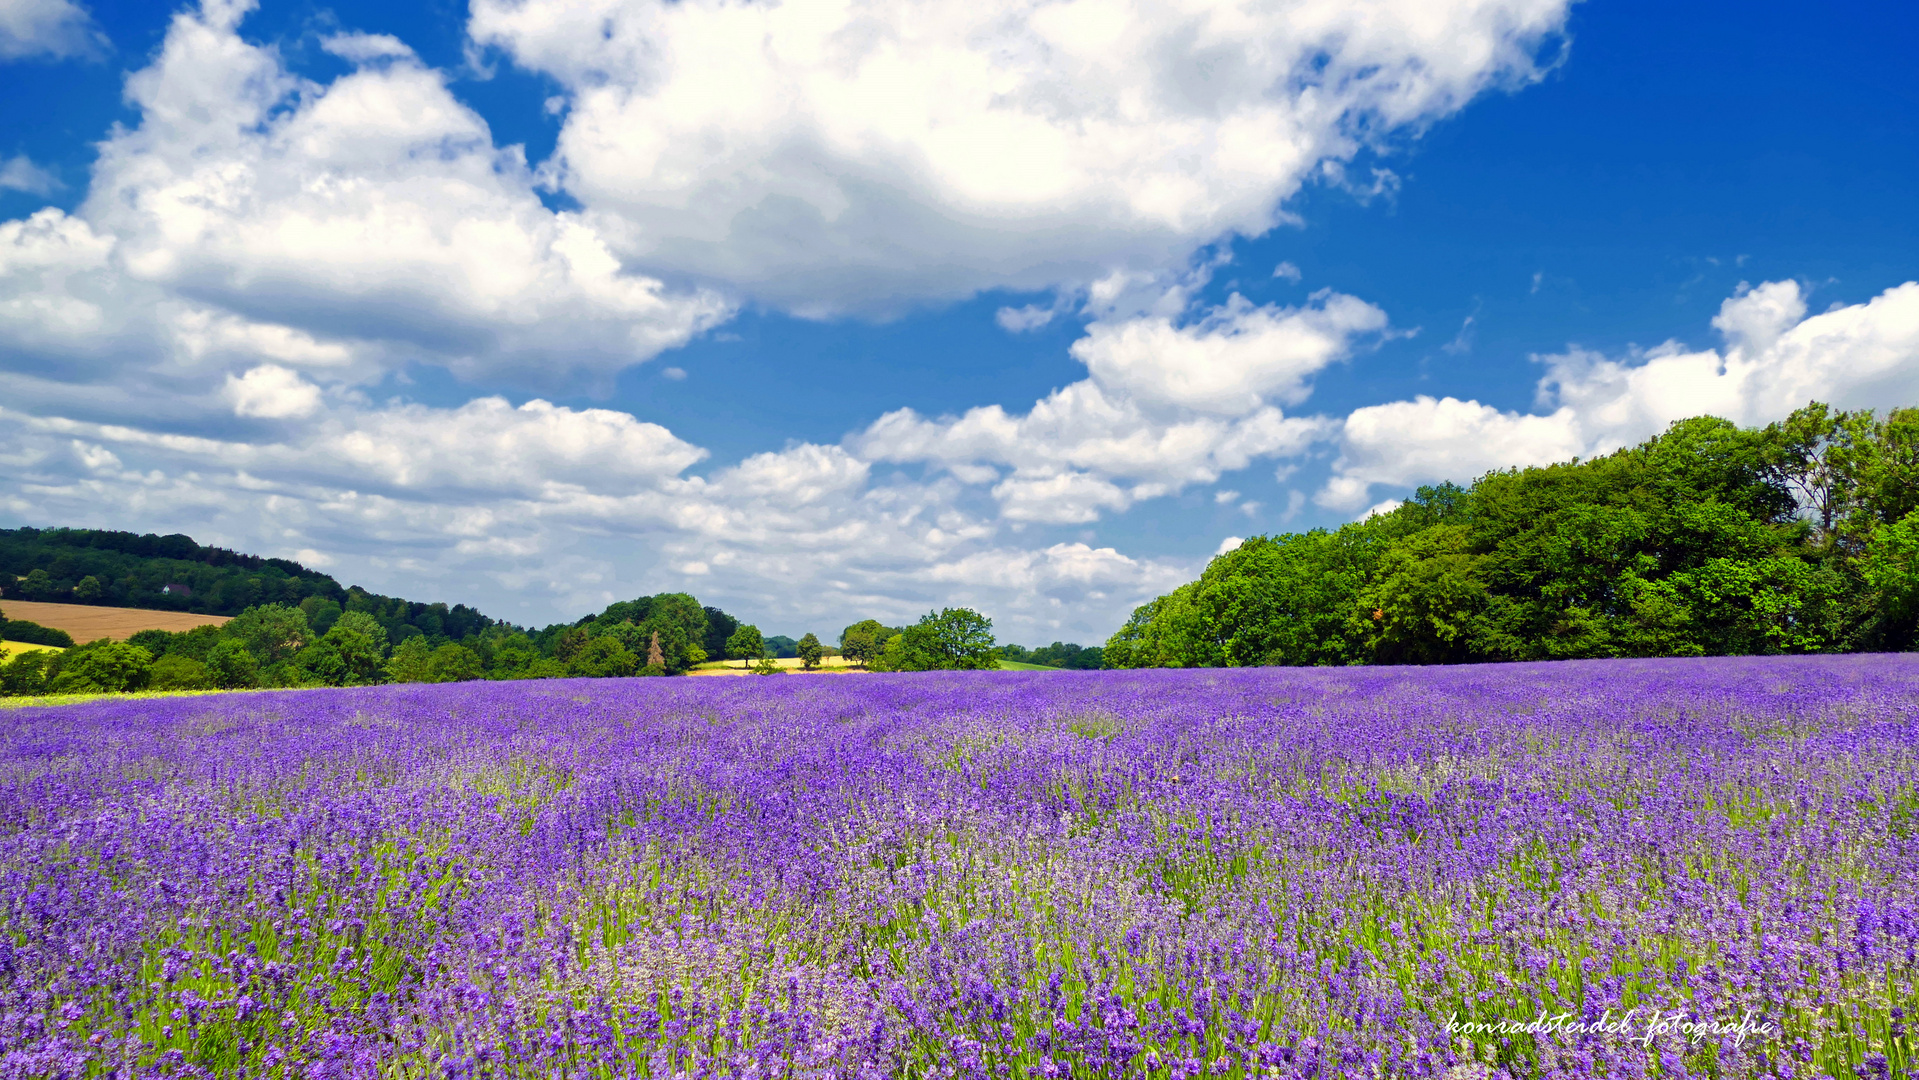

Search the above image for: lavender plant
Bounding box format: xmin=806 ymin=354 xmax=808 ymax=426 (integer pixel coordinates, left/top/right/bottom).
xmin=1 ymin=657 xmax=1914 ymax=1078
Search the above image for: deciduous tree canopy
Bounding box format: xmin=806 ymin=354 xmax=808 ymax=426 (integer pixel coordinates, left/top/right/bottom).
xmin=1108 ymin=403 xmax=1919 ymax=668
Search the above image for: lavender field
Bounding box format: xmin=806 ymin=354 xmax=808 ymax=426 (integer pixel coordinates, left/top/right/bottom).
xmin=2 ymin=659 xmax=1916 ymax=1079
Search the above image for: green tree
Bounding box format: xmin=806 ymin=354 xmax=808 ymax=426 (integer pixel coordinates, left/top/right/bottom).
xmin=0 ymin=650 xmax=52 ymax=696
xmin=148 ymin=654 xmax=215 ymax=691
xmin=838 ymin=619 xmax=898 ymax=668
xmin=206 ymin=638 xmax=261 ymax=688
xmin=428 ymin=643 xmax=485 ymax=682
xmin=72 ymin=575 xmax=105 ymax=602
xmin=385 ymin=636 xmax=436 ymax=684
xmin=1861 ymin=509 xmax=1919 ymax=649
xmin=702 ymin=606 xmax=740 ymax=663
xmin=1755 ymin=401 xmax=1880 ymax=550
xmin=796 ymin=632 xmax=824 ymax=670
xmin=883 ymin=608 xmax=998 ymax=671
xmin=49 ymin=642 xmax=153 ymax=694
xmin=1355 ymin=523 xmax=1488 ymax=665
xmin=568 ymin=636 xmax=636 ymax=678
xmin=225 ymin=604 xmax=312 ymax=666
xmin=127 ymin=628 xmax=174 ymax=657
xmin=298 ymin=596 xmax=344 ymax=635
xmin=18 ymin=568 xmax=56 ymax=601
xmin=726 ymin=624 xmax=765 ymax=669
xmin=292 ymin=611 xmax=387 ymax=686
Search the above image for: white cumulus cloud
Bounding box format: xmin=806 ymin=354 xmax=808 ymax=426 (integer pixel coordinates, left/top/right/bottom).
xmin=470 ymin=0 xmax=1574 ymax=313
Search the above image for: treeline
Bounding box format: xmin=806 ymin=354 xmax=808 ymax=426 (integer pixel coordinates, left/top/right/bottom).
xmin=0 ymin=591 xmax=758 ymax=696
xmin=1108 ymin=402 xmax=1919 ymax=668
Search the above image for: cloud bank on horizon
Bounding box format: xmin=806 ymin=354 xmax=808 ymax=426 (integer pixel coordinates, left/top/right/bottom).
xmin=2 ymin=0 xmax=1917 ymax=641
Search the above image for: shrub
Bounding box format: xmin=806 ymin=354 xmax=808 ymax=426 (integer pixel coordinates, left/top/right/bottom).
xmin=206 ymin=638 xmax=261 ymax=689
xmin=0 ymin=650 xmax=51 ymax=696
xmin=148 ymin=654 xmax=215 ymax=691
xmin=49 ymin=642 xmax=154 ymax=694
xmin=0 ymin=618 xmax=76 ymax=648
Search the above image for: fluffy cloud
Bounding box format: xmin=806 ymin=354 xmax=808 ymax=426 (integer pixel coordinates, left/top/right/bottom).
xmin=1073 ymin=291 xmax=1387 ymax=414
xmin=224 ymin=364 xmax=322 ymax=419
xmin=471 ymin=0 xmax=1573 ymax=312
xmin=857 ymin=282 xmax=1369 ymax=519
xmin=1319 ymin=279 xmax=1919 ymax=508
xmin=0 ymin=0 xmax=103 ymax=60
xmin=0 ymin=0 xmax=729 ymax=421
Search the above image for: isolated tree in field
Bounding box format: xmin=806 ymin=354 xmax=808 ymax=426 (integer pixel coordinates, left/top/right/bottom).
xmin=796 ymin=632 xmax=824 ymax=670
xmin=726 ymin=624 xmax=765 ymax=669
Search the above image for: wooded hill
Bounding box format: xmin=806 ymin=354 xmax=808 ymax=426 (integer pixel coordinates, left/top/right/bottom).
xmin=0 ymin=527 xmax=503 ymax=644
xmin=1107 ymin=402 xmax=1919 ymax=667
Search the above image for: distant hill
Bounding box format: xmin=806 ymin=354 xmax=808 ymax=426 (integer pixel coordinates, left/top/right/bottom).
xmin=0 ymin=526 xmax=510 ymax=643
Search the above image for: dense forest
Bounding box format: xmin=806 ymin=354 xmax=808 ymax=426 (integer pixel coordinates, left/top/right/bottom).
xmin=1108 ymin=402 xmax=1919 ymax=667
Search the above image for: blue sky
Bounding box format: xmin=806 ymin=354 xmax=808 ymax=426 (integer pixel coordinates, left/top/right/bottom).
xmin=2 ymin=0 xmax=1915 ymax=644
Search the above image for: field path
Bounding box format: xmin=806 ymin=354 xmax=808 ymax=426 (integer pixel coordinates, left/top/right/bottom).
xmin=0 ymin=600 xmax=230 ymax=642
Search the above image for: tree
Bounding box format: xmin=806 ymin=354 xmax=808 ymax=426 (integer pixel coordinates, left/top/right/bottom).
xmin=206 ymin=638 xmax=260 ymax=688
xmin=702 ymin=606 xmax=740 ymax=663
xmin=726 ymin=624 xmax=765 ymax=669
xmin=427 ymin=643 xmax=485 ymax=682
xmin=0 ymin=650 xmax=51 ymax=696
xmin=882 ymin=608 xmax=998 ymax=671
xmin=838 ymin=619 xmax=899 ymax=668
xmin=149 ymin=654 xmax=215 ymax=691
xmin=72 ymin=575 xmax=105 ymax=602
xmin=385 ymin=637 xmax=436 ymax=684
xmin=388 ymin=637 xmax=487 ymax=683
xmin=298 ymin=596 xmax=344 ymax=635
xmin=317 ymin=611 xmax=388 ymax=685
xmin=796 ymin=632 xmax=824 ymax=670
xmin=1354 ymin=523 xmax=1488 ymax=665
xmin=49 ymin=642 xmax=153 ymax=694
xmin=225 ymin=604 xmax=312 ymax=666
xmin=1762 ymin=402 xmax=1876 ymax=541
xmin=568 ymin=636 xmax=636 ymax=678
xmin=18 ymin=569 xmax=56 ymax=601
